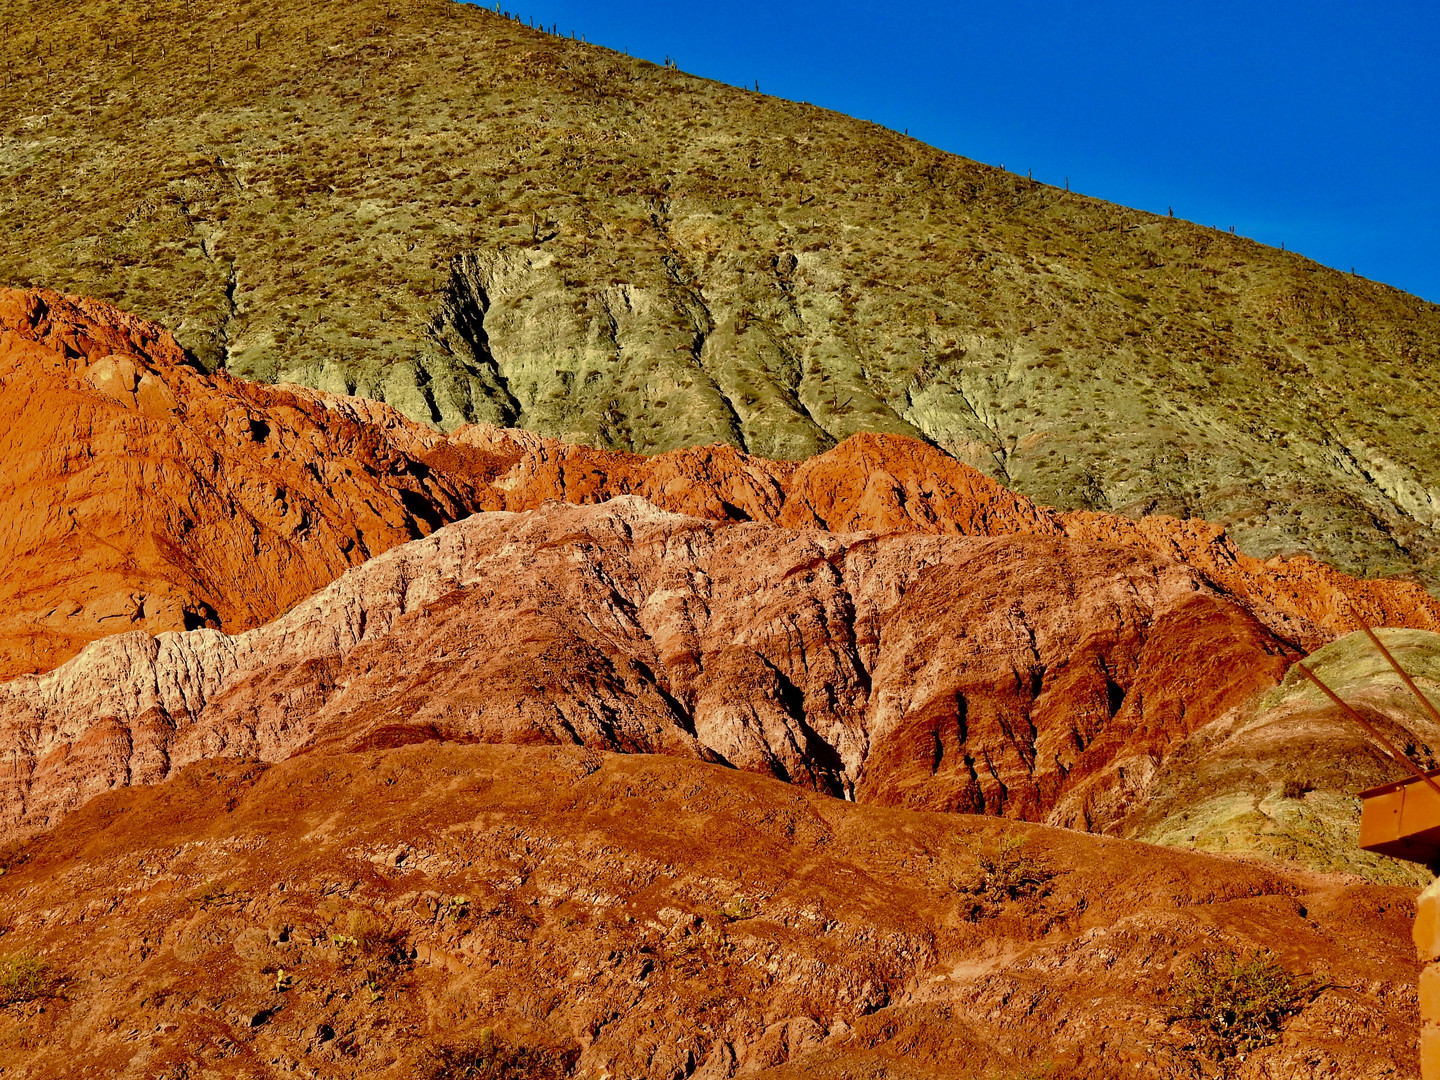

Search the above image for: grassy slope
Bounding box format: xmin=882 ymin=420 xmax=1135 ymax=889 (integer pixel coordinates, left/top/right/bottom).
xmin=4 ymin=0 xmax=1440 ymax=584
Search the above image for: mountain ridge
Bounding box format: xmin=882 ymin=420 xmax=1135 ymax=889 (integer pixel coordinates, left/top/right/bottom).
xmin=6 ymin=287 xmax=1440 ymax=687
xmin=2 ymin=7 xmax=1436 ymax=1075
xmin=5 ymin=0 xmax=1440 ymax=586
xmin=4 ymin=480 xmax=1437 ymax=887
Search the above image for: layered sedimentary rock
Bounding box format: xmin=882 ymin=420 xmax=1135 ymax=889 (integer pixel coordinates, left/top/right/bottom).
xmin=7 ymin=286 xmax=1438 ymax=686
xmin=0 ymin=496 xmax=1330 ymax=851
xmin=1132 ymin=627 xmax=1440 ymax=884
xmin=0 ymin=743 xmax=1416 ymax=1079
xmin=437 ymin=423 xmax=1440 ymax=652
xmin=0 ymin=288 xmax=484 ymax=678
xmin=6 ymin=289 xmax=1440 ymax=884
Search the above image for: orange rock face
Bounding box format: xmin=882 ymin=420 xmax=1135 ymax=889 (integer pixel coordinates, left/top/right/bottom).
xmin=0 ymin=289 xmax=482 ymax=679
xmin=4 ymin=288 xmax=1435 ymax=683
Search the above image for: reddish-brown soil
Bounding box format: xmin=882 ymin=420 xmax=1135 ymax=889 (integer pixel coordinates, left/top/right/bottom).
xmin=0 ymin=743 xmax=1418 ymax=1079
xmin=3 ymin=288 xmax=1437 ymax=682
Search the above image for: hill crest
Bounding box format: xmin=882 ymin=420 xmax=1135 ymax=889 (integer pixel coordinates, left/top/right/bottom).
xmin=3 ymin=0 xmax=1440 ymax=587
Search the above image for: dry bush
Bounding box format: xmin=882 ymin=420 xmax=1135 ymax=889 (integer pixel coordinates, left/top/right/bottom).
xmin=339 ymin=908 xmax=405 ymax=959
xmin=0 ymin=839 xmax=29 ymax=875
xmin=955 ymin=832 xmax=1053 ymax=920
xmin=1171 ymin=948 xmax=1326 ymax=1060
xmin=425 ymin=1028 xmax=578 ymax=1080
xmin=1278 ymin=777 xmax=1313 ymax=800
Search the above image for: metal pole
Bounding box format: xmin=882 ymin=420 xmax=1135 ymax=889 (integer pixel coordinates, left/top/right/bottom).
xmin=1357 ymin=622 xmax=1440 ymax=730
xmin=1293 ymin=660 xmax=1440 ymax=798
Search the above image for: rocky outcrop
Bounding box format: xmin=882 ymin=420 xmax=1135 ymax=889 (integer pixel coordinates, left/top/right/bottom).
xmin=440 ymin=423 xmax=1440 ymax=653
xmin=6 ymin=287 xmax=1437 ymax=684
xmin=1131 ymin=627 xmax=1440 ymax=884
xmin=0 ymin=742 xmax=1417 ymax=1078
xmin=0 ymin=288 xmax=486 ymax=679
xmin=0 ymin=496 xmax=1299 ymax=844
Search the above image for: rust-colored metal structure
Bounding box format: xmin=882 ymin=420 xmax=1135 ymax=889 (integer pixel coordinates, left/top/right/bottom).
xmin=1359 ymin=768 xmax=1440 ymax=866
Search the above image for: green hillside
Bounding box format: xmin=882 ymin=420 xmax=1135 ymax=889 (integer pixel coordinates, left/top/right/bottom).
xmin=4 ymin=0 xmax=1440 ymax=584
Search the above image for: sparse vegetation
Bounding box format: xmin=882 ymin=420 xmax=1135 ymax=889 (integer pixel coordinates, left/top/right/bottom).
xmin=715 ymin=894 xmax=755 ymax=922
xmin=339 ymin=908 xmax=404 ymax=958
xmin=0 ymin=954 xmax=57 ymax=1007
xmin=190 ymin=881 xmax=242 ymax=908
xmin=3 ymin=0 xmax=1439 ymax=586
xmin=1279 ymin=777 xmax=1312 ymax=799
xmin=0 ymin=839 xmax=28 ymax=876
xmin=425 ymin=1028 xmax=579 ymax=1080
xmin=326 ymin=906 xmax=409 ymax=1003
xmin=665 ymin=915 xmax=738 ymax=978
xmin=955 ymin=832 xmax=1053 ymax=919
xmin=1171 ymin=948 xmax=1326 ymax=1060
xmin=986 ymin=1064 xmax=1056 ymax=1080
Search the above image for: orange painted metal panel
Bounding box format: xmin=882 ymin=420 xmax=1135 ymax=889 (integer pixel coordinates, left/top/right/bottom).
xmin=1360 ymin=769 xmax=1440 ymax=865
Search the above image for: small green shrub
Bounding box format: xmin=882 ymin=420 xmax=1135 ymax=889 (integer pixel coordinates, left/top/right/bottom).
xmin=0 ymin=955 xmax=56 ymax=1007
xmin=717 ymin=895 xmax=754 ymax=922
xmin=426 ymin=1028 xmax=578 ymax=1080
xmin=1172 ymin=948 xmax=1326 ymax=1060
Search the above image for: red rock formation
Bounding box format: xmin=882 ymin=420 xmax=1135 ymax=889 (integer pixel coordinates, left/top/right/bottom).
xmin=0 ymin=497 xmax=1301 ymax=842
xmin=3 ymin=287 xmax=1435 ymax=683
xmin=2 ymin=290 xmax=1428 ymax=1076
xmin=0 ymin=289 xmax=483 ymax=679
xmin=440 ymin=424 xmax=1440 ymax=651
xmin=0 ymin=742 xmax=1417 ymax=1079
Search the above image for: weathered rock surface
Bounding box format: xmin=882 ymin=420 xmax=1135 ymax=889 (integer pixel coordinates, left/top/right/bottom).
xmin=0 ymin=496 xmax=1372 ymax=863
xmin=10 ymin=285 xmax=1438 ymax=688
xmin=440 ymin=423 xmax=1440 ymax=654
xmin=0 ymin=288 xmax=485 ymax=679
xmin=0 ymin=743 xmax=1418 ymax=1079
xmin=6 ymin=289 xmax=1440 ymax=884
xmin=7 ymin=0 xmax=1440 ymax=586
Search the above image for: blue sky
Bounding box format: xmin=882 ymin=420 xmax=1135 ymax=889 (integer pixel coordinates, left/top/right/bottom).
xmin=473 ymin=0 xmax=1440 ymax=303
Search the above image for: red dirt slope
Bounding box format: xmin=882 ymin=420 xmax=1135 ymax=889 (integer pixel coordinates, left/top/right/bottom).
xmin=0 ymin=289 xmax=483 ymax=679
xmin=0 ymin=742 xmax=1417 ymax=1079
